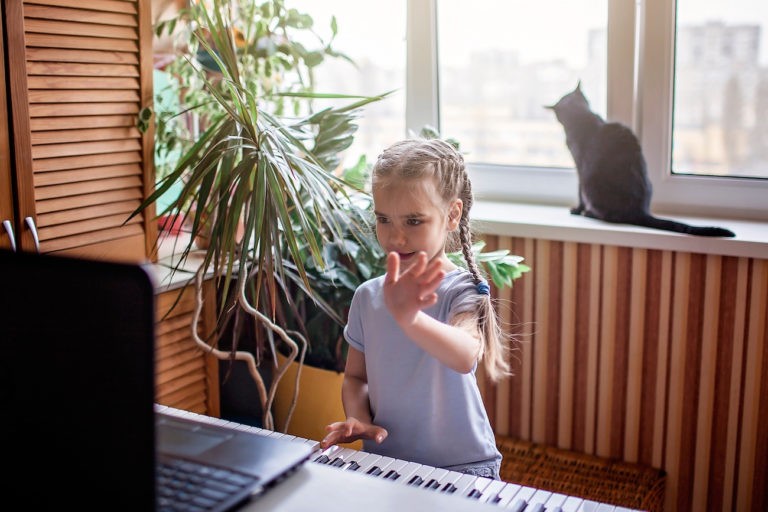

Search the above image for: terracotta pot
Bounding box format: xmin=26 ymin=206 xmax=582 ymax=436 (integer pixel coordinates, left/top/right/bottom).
xmin=273 ymin=353 xmax=362 ymax=450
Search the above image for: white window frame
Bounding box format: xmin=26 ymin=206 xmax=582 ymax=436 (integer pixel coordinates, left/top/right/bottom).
xmin=405 ymin=0 xmax=768 ymax=221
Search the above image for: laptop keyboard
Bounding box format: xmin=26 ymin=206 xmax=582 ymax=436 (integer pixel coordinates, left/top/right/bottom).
xmin=156 ymin=456 xmax=260 ymax=512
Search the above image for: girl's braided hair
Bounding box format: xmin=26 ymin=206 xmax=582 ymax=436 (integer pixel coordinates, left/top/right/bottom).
xmin=372 ymin=138 xmax=511 ymax=381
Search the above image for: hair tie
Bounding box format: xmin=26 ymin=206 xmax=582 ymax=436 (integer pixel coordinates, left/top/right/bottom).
xmin=476 ymin=281 xmax=490 ymax=295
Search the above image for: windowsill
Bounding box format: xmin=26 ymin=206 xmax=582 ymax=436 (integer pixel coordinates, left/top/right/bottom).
xmin=145 ymin=202 xmax=767 ymax=293
xmin=473 ymin=201 xmax=768 ymax=259
xmin=146 ymin=232 xmax=210 ymax=293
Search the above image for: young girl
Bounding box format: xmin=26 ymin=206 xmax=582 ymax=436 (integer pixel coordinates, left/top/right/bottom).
xmin=319 ymin=138 xmax=511 ymax=479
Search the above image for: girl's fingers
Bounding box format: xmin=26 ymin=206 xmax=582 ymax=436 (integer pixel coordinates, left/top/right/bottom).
xmin=368 ymin=426 xmax=388 ymax=444
xmin=384 ymin=252 xmax=400 ymax=285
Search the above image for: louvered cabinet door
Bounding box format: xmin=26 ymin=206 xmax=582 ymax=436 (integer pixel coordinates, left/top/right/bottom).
xmin=3 ymin=0 xmax=156 ymax=261
xmin=155 ymin=282 xmax=221 ymax=417
xmin=1 ymin=9 xmax=17 ymax=252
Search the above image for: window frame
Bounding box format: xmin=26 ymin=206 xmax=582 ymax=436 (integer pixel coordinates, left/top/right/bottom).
xmin=405 ymin=0 xmax=767 ymax=221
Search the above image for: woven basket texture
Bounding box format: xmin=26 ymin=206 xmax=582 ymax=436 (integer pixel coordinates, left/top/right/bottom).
xmin=496 ymin=436 xmax=666 ymax=512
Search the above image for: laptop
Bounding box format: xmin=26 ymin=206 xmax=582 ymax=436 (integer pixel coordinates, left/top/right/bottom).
xmin=0 ymin=249 xmax=313 ymax=510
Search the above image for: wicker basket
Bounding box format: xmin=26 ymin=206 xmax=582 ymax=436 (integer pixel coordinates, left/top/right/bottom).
xmin=496 ymin=436 xmax=666 ymax=512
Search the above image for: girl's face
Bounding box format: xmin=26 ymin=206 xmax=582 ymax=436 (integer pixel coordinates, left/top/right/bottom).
xmin=373 ymin=176 xmax=462 ymax=272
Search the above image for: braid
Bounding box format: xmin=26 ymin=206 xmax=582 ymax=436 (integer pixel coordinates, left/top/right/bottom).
xmin=372 ymin=137 xmax=513 ymax=382
xmin=457 ymin=173 xmax=482 ymax=283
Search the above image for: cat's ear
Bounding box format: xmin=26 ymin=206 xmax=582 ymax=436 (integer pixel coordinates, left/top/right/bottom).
xmin=576 ymin=80 xmax=582 ymax=91
xmin=543 ymin=104 xmax=555 ymax=110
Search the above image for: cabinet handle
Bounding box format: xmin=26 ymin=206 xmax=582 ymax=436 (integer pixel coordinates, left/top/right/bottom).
xmin=2 ymin=219 xmax=17 ymax=252
xmin=24 ymin=216 xmax=40 ymax=253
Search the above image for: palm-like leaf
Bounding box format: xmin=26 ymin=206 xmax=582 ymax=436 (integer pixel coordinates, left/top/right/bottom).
xmin=130 ymin=0 xmax=389 ymax=430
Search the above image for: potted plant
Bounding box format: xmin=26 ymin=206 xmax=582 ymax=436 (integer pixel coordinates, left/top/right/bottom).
xmin=134 ymin=0 xmax=389 ymax=431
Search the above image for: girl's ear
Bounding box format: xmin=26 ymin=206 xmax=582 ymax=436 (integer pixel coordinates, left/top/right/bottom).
xmin=448 ymin=199 xmax=463 ymax=230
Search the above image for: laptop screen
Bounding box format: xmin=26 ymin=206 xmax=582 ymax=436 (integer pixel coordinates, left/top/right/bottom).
xmin=0 ymin=250 xmax=156 ymax=508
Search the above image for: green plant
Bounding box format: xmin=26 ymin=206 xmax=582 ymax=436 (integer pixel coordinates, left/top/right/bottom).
xmin=132 ymin=0 xmax=389 ymax=431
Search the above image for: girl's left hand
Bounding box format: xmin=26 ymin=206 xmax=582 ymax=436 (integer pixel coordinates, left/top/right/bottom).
xmin=383 ymin=251 xmax=445 ymax=326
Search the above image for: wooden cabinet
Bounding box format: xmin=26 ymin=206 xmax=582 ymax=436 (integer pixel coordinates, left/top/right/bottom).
xmin=1 ymin=9 xmax=15 ymax=251
xmin=1 ymin=0 xmax=156 ymax=261
xmin=155 ymin=282 xmax=220 ymax=417
xmin=1 ymin=0 xmax=219 ymax=417
xmin=1 ymin=1 xmax=219 ymax=415
xmin=155 ymin=281 xmax=220 ymax=416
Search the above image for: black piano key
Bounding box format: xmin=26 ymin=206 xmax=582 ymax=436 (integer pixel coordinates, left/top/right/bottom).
xmin=346 ymin=461 xmax=361 ymax=471
xmin=490 ymin=494 xmax=502 ymax=504
xmin=528 ymin=503 xmax=545 ymax=512
xmin=507 ymin=498 xmax=528 ymax=512
xmin=548 ymin=507 xmax=563 ymax=512
xmin=467 ymin=488 xmax=483 ymax=499
xmin=366 ymin=466 xmax=383 ymax=476
xmin=330 ymin=457 xmax=346 ymax=467
xmin=314 ymin=454 xmax=330 ymax=464
xmin=384 ymin=469 xmax=400 ymax=481
xmin=440 ymin=482 xmax=457 ymax=494
xmin=424 ymin=479 xmax=440 ymax=490
xmin=407 ymin=475 xmax=424 ymax=486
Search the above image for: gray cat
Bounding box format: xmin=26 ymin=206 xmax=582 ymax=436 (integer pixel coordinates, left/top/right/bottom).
xmin=547 ymin=82 xmax=735 ymax=237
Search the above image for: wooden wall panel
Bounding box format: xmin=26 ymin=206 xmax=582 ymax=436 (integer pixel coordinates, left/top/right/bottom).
xmin=480 ymin=235 xmax=768 ymax=512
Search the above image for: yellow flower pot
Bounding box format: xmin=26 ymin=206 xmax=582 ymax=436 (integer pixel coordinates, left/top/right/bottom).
xmin=273 ymin=353 xmax=362 ymax=450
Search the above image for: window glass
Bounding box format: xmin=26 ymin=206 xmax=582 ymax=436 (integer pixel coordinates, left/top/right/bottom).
xmin=437 ymin=1 xmax=608 ymax=168
xmin=290 ymin=0 xmax=406 ymax=172
xmin=673 ymin=0 xmax=768 ymax=178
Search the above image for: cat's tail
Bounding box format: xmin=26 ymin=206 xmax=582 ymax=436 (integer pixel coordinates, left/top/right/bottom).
xmin=639 ymin=215 xmax=735 ymax=237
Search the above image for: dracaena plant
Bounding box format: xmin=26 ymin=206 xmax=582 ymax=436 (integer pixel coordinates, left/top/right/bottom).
xmin=133 ymin=0 xmax=388 ymax=431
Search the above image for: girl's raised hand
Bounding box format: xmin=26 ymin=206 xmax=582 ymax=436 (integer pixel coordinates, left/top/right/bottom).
xmin=319 ymin=417 xmax=388 ymax=450
xmin=383 ymin=251 xmax=445 ymax=326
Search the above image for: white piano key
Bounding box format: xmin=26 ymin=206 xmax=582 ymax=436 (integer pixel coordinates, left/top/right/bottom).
xmin=526 ymin=489 xmax=553 ymax=511
xmin=377 ymin=459 xmax=419 ymax=482
xmin=420 ymin=468 xmax=451 ymax=490
xmin=451 ymin=473 xmax=484 ymax=496
xmin=326 ymin=447 xmax=366 ymax=468
xmin=575 ymin=500 xmax=606 ymax=512
xmin=491 ymin=482 xmax=522 ymax=507
xmin=347 ymin=452 xmax=383 ymax=472
xmin=462 ymin=475 xmax=494 ymax=500
xmin=542 ymin=492 xmax=569 ymax=511
xmin=594 ymin=504 xmax=618 ymax=512
xmin=402 ymin=463 xmax=438 ymax=488
xmin=477 ymin=479 xmax=507 ymax=504
xmin=504 ymin=485 xmax=538 ymax=511
xmin=361 ymin=454 xmax=397 ymax=477
xmin=392 ymin=460 xmax=428 ymax=483
xmin=375 ymin=458 xmax=408 ymax=481
xmin=311 ymin=443 xmax=341 ymax=462
xmin=434 ymin=469 xmax=471 ymax=495
xmin=560 ymin=495 xmax=587 ymax=512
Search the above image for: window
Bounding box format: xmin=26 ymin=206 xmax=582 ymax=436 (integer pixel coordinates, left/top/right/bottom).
xmin=437 ymin=1 xmax=608 ymax=169
xmin=640 ymin=0 xmax=767 ymax=218
xmin=673 ymin=0 xmax=768 ymax=180
xmin=290 ymin=0 xmax=406 ymax=171
xmin=295 ymin=1 xmax=767 ymax=220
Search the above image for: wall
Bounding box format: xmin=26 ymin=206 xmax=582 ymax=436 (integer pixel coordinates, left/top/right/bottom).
xmin=478 ymin=234 xmax=767 ymax=511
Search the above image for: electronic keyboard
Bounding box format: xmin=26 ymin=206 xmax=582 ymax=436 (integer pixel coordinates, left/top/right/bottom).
xmin=156 ymin=405 xmax=645 ymax=512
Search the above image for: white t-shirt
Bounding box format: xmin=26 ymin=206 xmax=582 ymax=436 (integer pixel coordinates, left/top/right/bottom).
xmin=344 ymin=268 xmax=502 ymax=469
